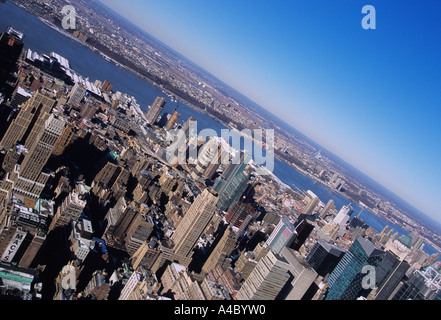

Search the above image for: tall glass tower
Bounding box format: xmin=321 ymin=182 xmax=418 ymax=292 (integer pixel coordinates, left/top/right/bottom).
xmin=325 ymin=237 xmax=384 ymax=300
xmin=213 ymin=151 xmax=251 ymax=212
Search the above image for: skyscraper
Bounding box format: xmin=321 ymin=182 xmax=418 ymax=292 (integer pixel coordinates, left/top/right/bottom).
xmin=290 ymin=219 xmax=314 ymax=251
xmin=278 ymin=246 xmax=318 ymax=300
xmin=101 ymin=80 xmax=114 ymax=92
xmin=191 ymin=137 xmax=224 ymax=180
xmin=236 ymin=249 xmax=291 ymax=300
xmin=51 ymin=122 xmax=76 ymax=156
xmin=303 ymin=191 xmax=319 ymax=215
xmin=306 ymin=240 xmax=346 ymax=277
xmin=325 ymin=237 xmax=385 ymax=300
xmin=171 ymin=188 xmax=218 ymax=267
xmin=333 ymin=204 xmax=354 ymax=237
xmin=202 ymin=225 xmax=237 ymax=274
xmin=125 ymin=214 xmax=155 ymax=257
xmin=391 ymin=266 xmax=441 ymax=300
xmin=181 ymin=116 xmax=195 ymax=139
xmin=0 ymin=197 xmax=52 ymax=268
xmin=333 ymin=204 xmax=354 ymax=225
xmin=0 ymin=89 xmax=56 ymax=154
xmin=49 ymin=190 xmax=86 ymax=232
xmin=145 ymin=96 xmax=166 ymax=125
xmin=266 ymin=217 xmax=296 ymax=255
xmin=12 ymin=114 xmax=65 ymax=201
xmin=111 ymin=206 xmax=140 ymax=243
xmin=93 ymin=162 xmax=129 ymax=190
xmin=1 ymin=89 xmax=56 ymax=182
xmin=213 ymin=152 xmax=251 ymax=212
xmin=164 ymin=107 xmax=180 ymax=131
xmin=371 ymin=251 xmax=410 ymax=300
xmin=319 ymin=199 xmax=335 ymax=219
xmin=67 ymin=82 xmax=87 ymax=105
xmin=225 ymin=201 xmax=258 ymax=235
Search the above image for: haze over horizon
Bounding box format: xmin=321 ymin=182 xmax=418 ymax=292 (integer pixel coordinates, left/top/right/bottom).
xmin=98 ymin=0 xmax=441 ymax=224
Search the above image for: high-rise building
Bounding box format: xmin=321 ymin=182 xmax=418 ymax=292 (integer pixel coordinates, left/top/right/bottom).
xmin=266 ymin=217 xmax=296 ymax=255
xmin=51 ymin=122 xmax=77 ymax=156
xmin=213 ymin=151 xmax=250 ymax=191
xmin=118 ymin=267 xmax=160 ymax=300
xmin=103 ymin=196 xmax=127 ymax=236
xmin=213 ymin=152 xmax=251 ymax=212
xmin=333 ymin=204 xmax=354 ymax=225
xmin=130 ymin=239 xmax=161 ymax=271
xmin=101 ymin=80 xmax=114 ymax=92
xmin=0 ymin=26 xmax=24 ymax=88
xmin=236 ymin=249 xmax=291 ymax=300
xmin=10 ymin=86 xmax=33 ymax=107
xmin=164 ymin=108 xmax=180 ymax=131
xmin=371 ymin=251 xmax=410 ymax=300
xmin=290 ymin=219 xmax=315 ymax=251
xmin=303 ymin=191 xmax=319 ymax=215
xmin=306 ymin=240 xmax=346 ymax=277
xmin=145 ymin=96 xmax=166 ymax=125
xmin=0 ymin=197 xmax=53 ymax=268
xmin=125 ymin=214 xmax=155 ymax=257
xmin=18 ymin=231 xmax=46 ymax=268
xmin=181 ymin=116 xmax=195 ymax=139
xmin=202 ymin=225 xmax=237 ymax=274
xmin=234 ymin=242 xmax=269 ymax=280
xmin=411 ymin=233 xmax=425 ymax=251
xmin=191 ymin=137 xmax=222 ymax=180
xmin=156 ymin=112 xmax=169 ymax=128
xmin=333 ymin=204 xmax=354 ymax=237
xmin=0 ymin=90 xmax=56 ymax=154
xmin=1 ymin=143 xmax=26 ymax=173
xmin=171 ymin=188 xmax=218 ymax=267
xmin=160 ymin=262 xmax=206 ymax=300
xmin=225 ymin=201 xmax=258 ymax=236
xmin=69 ymin=218 xmax=95 ymax=262
xmin=49 ymin=190 xmax=86 ymax=232
xmin=277 ymin=247 xmax=318 ymax=300
xmin=11 ymin=115 xmax=64 ymax=200
xmin=83 ymin=270 xmax=110 ymax=300
xmin=93 ymin=162 xmax=129 ymax=190
xmin=5 ymin=114 xmax=64 ymax=204
xmin=110 ymin=206 xmax=139 ymax=243
xmin=67 ymin=82 xmax=87 ymax=105
xmin=319 ymin=199 xmax=335 ymax=219
xmin=325 ymin=237 xmax=385 ymax=300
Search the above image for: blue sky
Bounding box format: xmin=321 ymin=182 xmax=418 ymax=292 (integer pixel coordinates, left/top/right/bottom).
xmin=99 ymin=0 xmax=441 ymax=222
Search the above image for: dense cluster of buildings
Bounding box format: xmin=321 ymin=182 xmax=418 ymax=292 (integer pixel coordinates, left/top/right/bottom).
xmin=0 ymin=26 xmax=440 ymax=302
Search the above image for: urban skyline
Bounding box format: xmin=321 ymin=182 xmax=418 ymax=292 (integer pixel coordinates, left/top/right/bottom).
xmin=99 ymin=0 xmax=441 ymax=225
xmin=0 ymin=0 xmax=440 ymax=304
xmin=3 ymin=0 xmax=438 ymax=243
